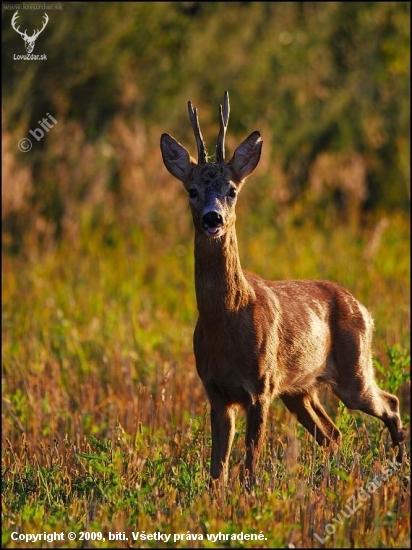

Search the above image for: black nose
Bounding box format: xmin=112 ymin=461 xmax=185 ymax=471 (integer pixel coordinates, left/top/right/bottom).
xmin=202 ymin=211 xmax=223 ymax=230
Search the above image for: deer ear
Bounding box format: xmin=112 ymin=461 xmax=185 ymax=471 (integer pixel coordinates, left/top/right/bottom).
xmin=229 ymin=131 xmax=262 ymax=183
xmin=160 ymin=133 xmax=196 ymax=184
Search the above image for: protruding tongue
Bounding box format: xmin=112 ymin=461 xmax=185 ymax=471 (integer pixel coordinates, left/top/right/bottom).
xmin=208 ymin=227 xmax=219 ymax=234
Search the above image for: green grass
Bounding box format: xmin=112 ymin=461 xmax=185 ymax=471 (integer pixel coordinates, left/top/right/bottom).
xmin=2 ymin=208 xmax=410 ymax=548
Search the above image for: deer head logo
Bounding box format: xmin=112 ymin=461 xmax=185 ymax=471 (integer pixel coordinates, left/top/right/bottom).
xmin=11 ymin=11 xmax=49 ymax=54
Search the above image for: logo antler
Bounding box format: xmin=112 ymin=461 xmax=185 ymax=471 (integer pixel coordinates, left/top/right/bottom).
xmin=11 ymin=11 xmax=49 ymax=54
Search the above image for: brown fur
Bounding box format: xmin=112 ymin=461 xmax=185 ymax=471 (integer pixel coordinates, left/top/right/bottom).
xmin=160 ymin=94 xmax=407 ymax=485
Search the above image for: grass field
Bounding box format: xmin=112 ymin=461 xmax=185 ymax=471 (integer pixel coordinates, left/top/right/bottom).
xmin=2 ymin=201 xmax=410 ymax=548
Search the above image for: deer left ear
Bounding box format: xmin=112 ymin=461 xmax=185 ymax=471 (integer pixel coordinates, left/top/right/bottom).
xmin=229 ymin=131 xmax=262 ymax=183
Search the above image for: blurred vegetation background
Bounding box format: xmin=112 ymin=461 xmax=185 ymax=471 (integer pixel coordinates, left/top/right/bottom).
xmin=2 ymin=1 xmax=410 ymax=252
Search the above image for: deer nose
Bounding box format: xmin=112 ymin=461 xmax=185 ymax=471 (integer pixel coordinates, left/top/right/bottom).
xmin=202 ymin=211 xmax=223 ymax=234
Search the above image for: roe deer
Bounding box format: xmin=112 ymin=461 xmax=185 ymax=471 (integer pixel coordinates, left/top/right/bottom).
xmin=160 ymin=91 xmax=407 ymax=485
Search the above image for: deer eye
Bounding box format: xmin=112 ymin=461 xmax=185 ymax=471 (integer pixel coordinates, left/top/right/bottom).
xmin=227 ymin=187 xmax=237 ymax=199
xmin=188 ymin=188 xmax=199 ymax=200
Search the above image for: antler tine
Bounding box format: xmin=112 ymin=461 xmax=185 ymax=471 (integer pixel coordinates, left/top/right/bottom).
xmin=216 ymin=91 xmax=230 ymax=164
xmin=11 ymin=11 xmax=26 ymax=38
xmin=188 ymin=100 xmax=207 ymax=165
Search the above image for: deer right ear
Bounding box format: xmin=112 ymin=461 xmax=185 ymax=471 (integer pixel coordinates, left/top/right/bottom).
xmin=160 ymin=133 xmax=196 ymax=184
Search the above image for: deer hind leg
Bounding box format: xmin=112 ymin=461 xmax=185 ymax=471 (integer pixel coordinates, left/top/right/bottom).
xmin=331 ymin=330 xmax=407 ymax=462
xmin=281 ymin=389 xmax=341 ymax=449
xmin=332 ymin=379 xmax=407 ymax=462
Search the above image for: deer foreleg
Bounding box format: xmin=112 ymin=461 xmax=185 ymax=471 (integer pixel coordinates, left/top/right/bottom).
xmin=245 ymin=399 xmax=270 ymax=483
xmin=210 ymin=405 xmax=236 ymax=483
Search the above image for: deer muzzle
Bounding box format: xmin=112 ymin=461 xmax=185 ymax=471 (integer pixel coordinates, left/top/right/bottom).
xmin=202 ymin=210 xmax=224 ymax=236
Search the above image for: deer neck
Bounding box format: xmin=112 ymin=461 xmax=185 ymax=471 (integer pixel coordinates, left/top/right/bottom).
xmin=194 ymin=226 xmax=253 ymax=317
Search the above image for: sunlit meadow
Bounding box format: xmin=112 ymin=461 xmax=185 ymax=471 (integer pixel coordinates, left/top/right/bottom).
xmin=2 ymin=176 xmax=410 ymax=547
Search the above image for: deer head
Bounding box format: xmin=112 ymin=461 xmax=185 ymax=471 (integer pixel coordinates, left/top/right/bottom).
xmin=160 ymin=92 xmax=263 ymax=238
xmin=11 ymin=11 xmax=49 ymax=54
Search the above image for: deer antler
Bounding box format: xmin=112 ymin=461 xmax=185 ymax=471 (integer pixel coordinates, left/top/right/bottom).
xmin=216 ymin=91 xmax=230 ymax=164
xmin=11 ymin=11 xmax=28 ymax=39
xmin=188 ymin=100 xmax=207 ymax=165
